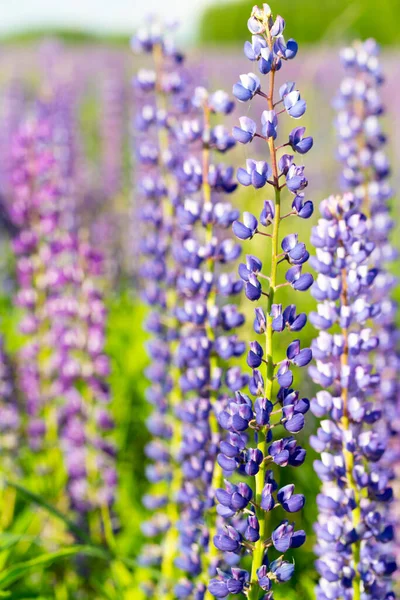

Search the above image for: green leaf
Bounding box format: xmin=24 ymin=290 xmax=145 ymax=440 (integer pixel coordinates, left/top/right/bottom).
xmin=0 ymin=534 xmax=37 ymax=552
xmin=0 ymin=545 xmax=109 ymax=589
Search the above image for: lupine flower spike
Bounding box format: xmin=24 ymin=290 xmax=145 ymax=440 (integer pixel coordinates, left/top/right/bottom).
xmin=309 ymin=193 xmax=396 ymax=599
xmin=11 ymin=115 xmax=116 ymax=514
xmin=132 ymin=19 xmax=192 ymax=595
xmin=335 ymin=40 xmax=400 ymax=555
xmin=173 ymin=85 xmax=244 ymax=599
xmin=209 ymin=4 xmax=313 ymax=598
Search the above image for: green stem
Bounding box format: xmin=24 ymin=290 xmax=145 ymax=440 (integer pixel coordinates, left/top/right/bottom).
xmin=159 ymin=375 xmax=182 ymax=598
xmin=339 ymin=265 xmax=362 ymax=600
xmin=248 ymin=20 xmax=281 ymax=599
xmin=248 ymin=186 xmax=280 ymax=600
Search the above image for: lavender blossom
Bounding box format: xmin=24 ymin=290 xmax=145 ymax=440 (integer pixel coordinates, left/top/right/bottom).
xmin=309 ymin=193 xmax=396 ymax=599
xmin=209 ymin=5 xmax=313 ymax=598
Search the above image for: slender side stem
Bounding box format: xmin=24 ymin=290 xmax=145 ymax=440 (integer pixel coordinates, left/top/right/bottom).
xmin=248 ymin=24 xmax=282 ymax=600
xmin=339 ymin=263 xmax=361 ymax=600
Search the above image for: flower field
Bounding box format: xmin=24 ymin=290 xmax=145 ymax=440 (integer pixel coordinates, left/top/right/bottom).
xmin=0 ymin=4 xmax=398 ymax=599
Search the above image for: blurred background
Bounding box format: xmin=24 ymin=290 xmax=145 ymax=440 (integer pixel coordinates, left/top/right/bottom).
xmin=0 ymin=0 xmax=398 ymax=598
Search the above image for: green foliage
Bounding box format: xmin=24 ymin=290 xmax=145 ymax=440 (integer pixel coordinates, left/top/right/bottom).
xmin=199 ymin=0 xmax=400 ymax=46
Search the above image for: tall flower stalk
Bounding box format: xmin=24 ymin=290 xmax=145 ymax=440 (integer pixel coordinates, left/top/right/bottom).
xmin=172 ymin=85 xmax=244 ymax=598
xmin=132 ymin=20 xmax=192 ymax=594
xmin=10 ymin=113 xmax=116 ymax=521
xmin=309 ymin=193 xmax=396 ymax=600
xmin=335 ymin=39 xmax=399 ymax=465
xmin=209 ymin=4 xmax=314 ymax=598
xmin=334 ymin=38 xmax=399 ymax=589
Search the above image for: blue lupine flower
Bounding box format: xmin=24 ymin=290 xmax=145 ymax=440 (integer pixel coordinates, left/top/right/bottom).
xmin=309 ymin=193 xmax=397 ymax=600
xmin=289 ymin=126 xmax=313 ymax=154
xmin=233 ymin=73 xmax=261 ymax=102
xmin=209 ymin=5 xmax=313 ymax=599
xmin=232 ymin=116 xmax=257 ymax=144
xmin=166 ymin=83 xmax=249 ymax=593
xmin=283 ymin=90 xmax=306 ymax=118
xmin=281 ymin=233 xmax=309 ymax=265
xmin=244 ymin=35 xmax=267 ymax=60
xmin=260 ymin=199 xmax=275 ymax=225
xmin=286 ymin=265 xmax=313 ymax=291
xmin=292 ymin=193 xmax=314 ymax=218
xmin=237 ymin=159 xmax=271 ymax=188
xmin=233 ymin=211 xmax=258 ymax=239
xmin=310 ymin=39 xmax=398 ymax=600
xmin=286 ymin=164 xmax=308 ymax=192
xmin=261 ymin=110 xmax=278 ymax=139
xmin=259 ymin=47 xmax=274 ymax=74
xmin=275 ymin=37 xmax=298 ymax=60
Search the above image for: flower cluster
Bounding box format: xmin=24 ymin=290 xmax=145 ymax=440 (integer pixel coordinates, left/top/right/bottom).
xmin=309 ymin=193 xmax=396 ymax=600
xmin=209 ymin=5 xmax=314 ymax=598
xmin=171 ymin=85 xmax=246 ymax=598
xmin=10 ymin=115 xmax=116 ymax=514
xmin=335 ymin=39 xmax=399 ymax=453
xmin=132 ymin=20 xmax=193 ymax=590
xmin=335 ymin=38 xmax=399 ymax=580
xmin=56 ymin=242 xmax=116 ymax=513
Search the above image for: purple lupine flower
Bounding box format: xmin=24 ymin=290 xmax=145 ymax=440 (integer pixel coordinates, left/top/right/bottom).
xmin=233 ymin=73 xmax=261 ymax=102
xmin=172 ymin=84 xmax=247 ymax=595
xmin=309 ymin=192 xmax=396 ymax=600
xmin=10 ymin=114 xmax=116 ymax=514
xmin=334 ymin=38 xmax=399 ymax=588
xmin=335 ymin=40 xmax=399 ymax=441
xmin=57 ymin=242 xmax=116 ymax=513
xmin=209 ymin=5 xmax=313 ymax=598
xmin=133 ymin=20 xmax=212 ymax=597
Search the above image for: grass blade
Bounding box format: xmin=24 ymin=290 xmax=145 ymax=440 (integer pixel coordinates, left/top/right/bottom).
xmin=4 ymin=480 xmax=91 ymax=544
xmin=0 ymin=545 xmax=108 ymax=589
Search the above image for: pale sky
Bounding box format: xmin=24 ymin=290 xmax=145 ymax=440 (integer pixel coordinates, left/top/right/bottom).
xmin=0 ymin=0 xmax=216 ymax=38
